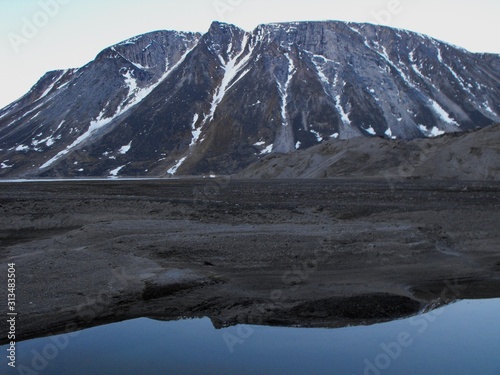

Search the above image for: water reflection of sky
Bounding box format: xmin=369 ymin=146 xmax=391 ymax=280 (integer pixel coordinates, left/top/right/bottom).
xmin=2 ymin=299 xmax=499 ymax=374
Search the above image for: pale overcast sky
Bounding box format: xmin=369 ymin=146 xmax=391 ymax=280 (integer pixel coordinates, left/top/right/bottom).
xmin=0 ymin=0 xmax=499 ymax=108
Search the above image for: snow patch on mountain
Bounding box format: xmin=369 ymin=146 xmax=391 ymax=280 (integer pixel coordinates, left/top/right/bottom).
xmin=40 ymin=47 xmax=196 ymax=170
xmin=204 ymin=33 xmax=254 ymax=125
xmin=118 ymin=141 xmax=132 ymax=154
xmin=167 ymin=156 xmax=187 ymax=175
xmin=37 ymin=70 xmax=67 ymax=101
xmin=189 ymin=114 xmax=201 ymax=147
xmin=5 ymin=101 xmax=46 ymax=128
xmin=32 ymin=134 xmax=60 ymax=148
xmin=260 ymin=144 xmax=273 ymax=155
xmin=1 ymin=160 xmax=13 ymax=169
xmin=428 ymin=99 xmax=459 ymax=126
xmin=311 ymin=56 xmax=352 ymax=127
xmin=109 ymin=165 xmax=126 ymax=177
xmin=385 ymin=127 xmax=397 ymax=139
xmin=336 ymin=93 xmax=352 ymax=127
xmin=310 ymin=130 xmax=322 ymax=142
xmin=419 ymin=125 xmax=445 ymax=137
xmin=273 ymin=52 xmax=297 ymax=153
xmin=277 ymin=52 xmax=296 ymax=128
xmin=483 ymin=102 xmax=498 ymax=118
xmin=1 ymin=21 xmax=499 ymax=178
xmin=364 ymin=126 xmax=377 ymax=136
xmin=15 ymin=145 xmax=30 ymax=152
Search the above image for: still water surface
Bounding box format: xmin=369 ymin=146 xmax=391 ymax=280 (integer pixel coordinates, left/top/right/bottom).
xmin=2 ymin=299 xmax=499 ymax=374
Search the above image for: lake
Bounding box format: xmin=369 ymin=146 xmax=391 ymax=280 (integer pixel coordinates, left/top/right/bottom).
xmin=2 ymin=298 xmax=499 ymax=374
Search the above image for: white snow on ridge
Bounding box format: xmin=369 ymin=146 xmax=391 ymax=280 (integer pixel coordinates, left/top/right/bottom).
xmin=311 ymin=56 xmax=351 ymax=127
xmin=430 ymin=127 xmax=445 ymax=137
xmin=364 ymin=126 xmax=376 ymax=135
xmin=347 ymin=25 xmax=363 ymax=38
xmin=32 ymin=134 xmax=60 ymax=147
xmin=109 ymin=165 xmax=126 ymax=177
xmin=377 ymin=46 xmax=416 ymax=89
xmin=260 ymin=144 xmax=273 ymax=155
xmin=41 ymin=109 xmax=110 ymax=169
xmin=56 ymin=81 xmax=71 ymax=91
xmin=312 ymin=54 xmax=337 ymax=65
xmin=122 ymin=70 xmax=139 ymax=100
xmin=418 ymin=125 xmax=428 ymax=135
xmin=118 ymin=141 xmax=132 ymax=154
xmin=119 ymin=36 xmax=140 ymax=46
xmin=111 ymin=47 xmax=150 ymax=71
xmin=410 ymin=59 xmax=427 ymax=81
xmin=1 ymin=161 xmax=13 ymax=169
xmin=171 ymin=113 xmax=205 ymax=175
xmin=277 ymin=52 xmax=296 ymax=127
xmin=419 ymin=125 xmax=445 ymax=137
xmin=385 ymin=127 xmax=397 ymax=139
xmin=435 ymin=44 xmax=444 ymax=64
xmin=348 ymin=24 xmax=417 ymax=92
xmin=38 ymin=70 xmax=65 ymax=101
xmin=310 ymin=129 xmax=322 ymax=142
xmin=428 ymin=99 xmax=459 ymax=126
xmin=40 ymin=47 xmax=196 ymax=170
xmin=189 ymin=114 xmax=201 ymax=147
xmin=312 ymin=58 xmax=330 ymax=89
xmin=483 ymin=102 xmax=498 ymax=117
xmin=444 ymin=62 xmax=468 ymax=91
xmin=131 ymin=61 xmax=150 ymax=70
xmin=6 ymin=101 xmax=46 ymax=128
xmin=253 ymin=140 xmax=274 ymax=154
xmin=205 ymin=34 xmax=255 ymax=125
xmin=15 ymin=145 xmax=29 ymax=152
xmin=335 ymin=93 xmax=352 ymax=126
xmin=432 ymin=44 xmax=470 ymax=92
xmin=55 ymin=120 xmax=65 ymax=131
xmin=167 ymin=156 xmax=187 ymax=175
xmin=409 ymin=50 xmax=416 ymax=64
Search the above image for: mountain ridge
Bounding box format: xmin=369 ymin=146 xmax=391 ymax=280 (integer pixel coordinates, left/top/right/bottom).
xmin=0 ymin=20 xmax=499 ymax=178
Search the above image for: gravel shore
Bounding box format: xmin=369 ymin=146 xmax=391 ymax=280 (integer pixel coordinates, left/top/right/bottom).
xmin=1 ymin=178 xmax=499 ymax=343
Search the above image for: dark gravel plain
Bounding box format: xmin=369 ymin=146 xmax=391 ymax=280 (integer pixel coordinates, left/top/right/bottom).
xmin=1 ymin=178 xmax=500 ymax=343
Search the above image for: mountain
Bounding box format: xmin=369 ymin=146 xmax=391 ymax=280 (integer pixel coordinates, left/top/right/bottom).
xmin=238 ymin=123 xmax=500 ymax=180
xmin=0 ymin=21 xmax=499 ymax=178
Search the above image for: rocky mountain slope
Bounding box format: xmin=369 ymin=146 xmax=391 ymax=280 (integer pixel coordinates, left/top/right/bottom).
xmin=0 ymin=21 xmax=499 ymax=178
xmin=238 ymin=123 xmax=500 ymax=180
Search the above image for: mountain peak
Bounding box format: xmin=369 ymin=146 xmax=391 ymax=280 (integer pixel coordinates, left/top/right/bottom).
xmin=208 ymin=21 xmax=245 ymax=34
xmin=0 ymin=21 xmax=499 ymax=178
